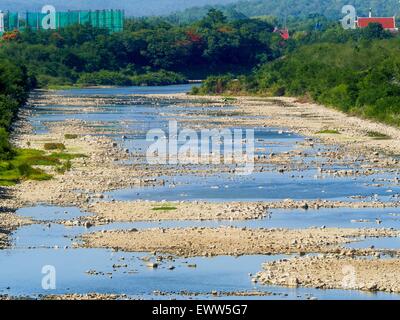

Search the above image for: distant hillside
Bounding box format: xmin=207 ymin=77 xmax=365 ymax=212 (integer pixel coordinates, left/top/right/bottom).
xmin=3 ymin=0 xmax=400 ymax=23
xmin=167 ymin=0 xmax=400 ymax=23
xmin=0 ymin=0 xmax=239 ymax=16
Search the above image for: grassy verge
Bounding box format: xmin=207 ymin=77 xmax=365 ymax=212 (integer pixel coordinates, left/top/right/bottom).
xmin=366 ymin=131 xmax=391 ymax=140
xmin=44 ymin=143 xmax=66 ymax=151
xmin=152 ymin=204 xmax=178 ymax=211
xmin=316 ymin=129 xmax=341 ymax=134
xmin=64 ymin=134 xmax=78 ymax=140
xmin=0 ymin=149 xmax=86 ymax=186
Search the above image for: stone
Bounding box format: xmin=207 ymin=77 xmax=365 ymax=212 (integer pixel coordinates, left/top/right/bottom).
xmin=146 ymin=262 xmax=158 ymax=269
xmin=84 ymin=221 xmax=92 ymax=229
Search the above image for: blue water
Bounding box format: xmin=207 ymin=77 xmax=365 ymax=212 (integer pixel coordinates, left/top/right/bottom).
xmin=54 ymin=84 xmax=200 ymax=96
xmin=2 ymin=246 xmax=397 ymax=300
xmin=5 ymin=85 xmax=399 ymax=299
xmin=107 ymin=170 xmax=400 ymax=202
xmin=346 ymin=237 xmax=400 ymax=250
xmin=30 ymin=87 xmax=399 ymax=203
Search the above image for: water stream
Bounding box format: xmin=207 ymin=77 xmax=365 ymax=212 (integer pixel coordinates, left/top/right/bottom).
xmin=2 ymin=84 xmax=400 ymax=299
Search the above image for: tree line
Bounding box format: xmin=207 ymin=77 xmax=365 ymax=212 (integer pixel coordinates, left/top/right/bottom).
xmin=0 ymin=60 xmax=32 ymax=159
xmin=0 ymin=9 xmax=282 ymax=88
xmin=195 ymin=22 xmax=400 ymax=127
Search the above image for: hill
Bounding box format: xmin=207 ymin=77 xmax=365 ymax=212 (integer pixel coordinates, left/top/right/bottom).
xmin=167 ymin=0 xmax=400 ymax=23
xmin=0 ymin=0 xmax=239 ymax=16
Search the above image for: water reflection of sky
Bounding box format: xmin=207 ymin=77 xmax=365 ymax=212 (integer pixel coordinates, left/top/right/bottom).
xmin=11 ymin=86 xmax=399 ymax=300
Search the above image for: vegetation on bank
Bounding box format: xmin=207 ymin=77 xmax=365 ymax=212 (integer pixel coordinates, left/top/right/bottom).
xmin=194 ymin=23 xmax=400 ymax=127
xmin=152 ymin=205 xmax=178 ymax=211
xmin=1 ymin=8 xmax=400 ymax=187
xmin=0 ymin=10 xmax=282 ymax=88
xmin=0 ymin=58 xmax=85 ymax=186
xmin=167 ymin=0 xmax=400 ymax=24
xmin=77 ymin=70 xmax=188 ymax=87
xmin=0 ymin=149 xmax=85 ymax=186
xmin=0 ymin=59 xmax=32 ymax=160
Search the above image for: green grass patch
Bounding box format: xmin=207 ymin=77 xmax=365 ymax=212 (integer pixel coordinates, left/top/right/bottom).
xmin=152 ymin=205 xmax=178 ymax=211
xmin=55 ymin=160 xmax=72 ymax=174
xmin=64 ymin=134 xmax=78 ymax=140
xmin=45 ymin=84 xmax=85 ymax=90
xmin=0 ymin=162 xmax=52 ymax=185
xmin=17 ymin=163 xmax=52 ymax=181
xmin=366 ymin=131 xmax=391 ymax=140
xmin=316 ymin=129 xmax=340 ymax=134
xmin=0 ymin=148 xmax=85 ymax=186
xmin=222 ymin=96 xmax=237 ymax=103
xmin=48 ymin=152 xmax=86 ymax=160
xmin=44 ymin=143 xmax=66 ymax=151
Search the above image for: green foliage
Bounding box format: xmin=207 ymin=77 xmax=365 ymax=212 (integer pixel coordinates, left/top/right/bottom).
xmin=0 ymin=148 xmax=85 ymax=185
xmin=0 ymin=58 xmax=32 ymax=161
xmin=48 ymin=152 xmax=86 ymax=160
xmin=77 ymin=71 xmax=132 ymax=86
xmin=0 ymin=11 xmax=278 ymax=87
xmin=0 ymin=128 xmax=14 ymax=160
xmin=55 ymin=160 xmax=72 ymax=174
xmin=130 ymin=70 xmax=187 ymax=86
xmin=44 ymin=143 xmax=66 ymax=151
xmin=192 ymin=74 xmax=235 ymax=94
xmin=199 ymin=32 xmax=400 ymax=127
xmin=168 ymin=0 xmax=400 ymax=23
xmin=152 ymin=205 xmax=178 ymax=211
xmin=64 ymin=134 xmax=78 ymax=139
xmin=366 ymin=131 xmax=391 ymax=140
xmin=316 ymin=129 xmax=340 ymax=134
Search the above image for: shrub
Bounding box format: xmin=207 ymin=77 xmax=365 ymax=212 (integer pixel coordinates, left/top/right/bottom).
xmin=130 ymin=70 xmax=187 ymax=86
xmin=0 ymin=128 xmax=14 ymax=160
xmin=65 ymin=134 xmax=78 ymax=139
xmin=77 ymin=71 xmax=132 ymax=86
xmin=56 ymin=160 xmax=72 ymax=174
xmin=152 ymin=205 xmax=178 ymax=211
xmin=366 ymin=131 xmax=391 ymax=140
xmin=44 ymin=143 xmax=66 ymax=151
xmin=316 ymin=129 xmax=340 ymax=134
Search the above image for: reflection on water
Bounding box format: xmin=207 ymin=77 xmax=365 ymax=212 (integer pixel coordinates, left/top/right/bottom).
xmin=107 ymin=170 xmax=400 ymax=202
xmin=55 ymin=84 xmax=200 ymax=96
xmin=346 ymin=237 xmax=400 ymax=250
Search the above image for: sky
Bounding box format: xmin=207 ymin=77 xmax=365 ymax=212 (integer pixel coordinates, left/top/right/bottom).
xmin=0 ymin=0 xmax=241 ymax=16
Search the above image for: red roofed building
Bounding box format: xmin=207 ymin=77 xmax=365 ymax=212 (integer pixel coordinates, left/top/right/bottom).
xmin=273 ymin=27 xmax=290 ymax=40
xmin=356 ymin=9 xmax=398 ymax=31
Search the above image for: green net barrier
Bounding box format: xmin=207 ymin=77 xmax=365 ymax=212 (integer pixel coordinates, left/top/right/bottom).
xmin=3 ymin=10 xmax=124 ymax=33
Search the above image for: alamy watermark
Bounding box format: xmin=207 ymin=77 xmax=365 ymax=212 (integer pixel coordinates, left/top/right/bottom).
xmin=341 ymin=5 xmax=357 ymax=30
xmin=41 ymin=265 xmax=56 ymax=290
xmin=341 ymin=265 xmax=357 ymax=289
xmin=146 ymin=121 xmax=255 ymax=175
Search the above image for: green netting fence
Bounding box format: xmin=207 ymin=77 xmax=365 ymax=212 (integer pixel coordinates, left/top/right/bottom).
xmin=2 ymin=10 xmax=124 ymax=33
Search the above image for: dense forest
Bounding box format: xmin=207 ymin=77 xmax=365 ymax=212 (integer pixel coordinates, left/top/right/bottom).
xmin=3 ymin=0 xmax=238 ymax=17
xmin=0 ymin=10 xmax=282 ymax=87
xmin=0 ymin=60 xmax=31 ymax=159
xmin=195 ymin=21 xmax=400 ymax=126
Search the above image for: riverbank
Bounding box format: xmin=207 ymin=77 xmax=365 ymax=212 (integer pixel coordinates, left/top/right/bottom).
xmin=1 ymin=89 xmax=400 ymax=298
xmin=81 ymin=227 xmax=399 ymax=257
xmin=255 ymin=255 xmax=400 ymax=293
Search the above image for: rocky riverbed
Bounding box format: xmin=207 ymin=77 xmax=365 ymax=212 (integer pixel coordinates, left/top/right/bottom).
xmin=81 ymin=227 xmax=400 ymax=257
xmin=1 ymin=88 xmax=400 ymax=299
xmin=255 ymin=255 xmax=400 ymax=293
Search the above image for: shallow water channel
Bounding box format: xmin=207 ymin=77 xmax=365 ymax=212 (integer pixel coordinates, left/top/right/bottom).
xmin=2 ymin=85 xmax=400 ymax=299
